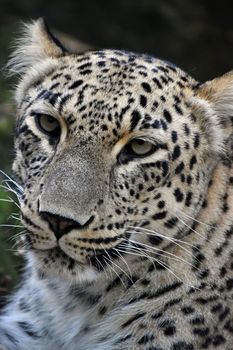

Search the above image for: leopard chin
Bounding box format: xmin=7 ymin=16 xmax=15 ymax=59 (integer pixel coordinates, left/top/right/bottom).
xmin=30 ymin=247 xmax=99 ymax=284
xmin=30 ymin=237 xmax=123 ymax=284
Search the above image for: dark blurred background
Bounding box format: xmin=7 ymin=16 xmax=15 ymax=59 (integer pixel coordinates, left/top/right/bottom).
xmin=1 ymin=0 xmax=233 ymax=296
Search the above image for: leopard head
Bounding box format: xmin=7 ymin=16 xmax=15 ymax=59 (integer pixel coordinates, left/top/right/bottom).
xmin=8 ymin=19 xmax=233 ymax=284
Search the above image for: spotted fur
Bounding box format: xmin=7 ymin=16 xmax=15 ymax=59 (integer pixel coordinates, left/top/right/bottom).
xmin=0 ymin=18 xmax=233 ymax=349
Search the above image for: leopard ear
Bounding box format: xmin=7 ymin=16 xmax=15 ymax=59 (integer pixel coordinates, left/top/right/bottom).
xmin=6 ymin=18 xmax=67 ymax=76
xmin=197 ymin=71 xmax=233 ymax=123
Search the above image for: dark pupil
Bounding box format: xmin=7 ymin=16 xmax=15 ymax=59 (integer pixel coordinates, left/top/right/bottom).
xmin=47 ymin=116 xmax=56 ymax=125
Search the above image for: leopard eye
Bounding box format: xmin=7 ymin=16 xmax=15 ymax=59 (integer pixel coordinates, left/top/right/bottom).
xmin=130 ymin=139 xmax=154 ymax=156
xmin=118 ymin=138 xmax=156 ymax=164
xmin=35 ymin=114 xmax=61 ymax=139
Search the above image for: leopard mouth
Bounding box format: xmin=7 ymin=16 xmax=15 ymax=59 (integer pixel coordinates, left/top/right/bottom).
xmin=32 ymin=239 xmax=125 ymax=272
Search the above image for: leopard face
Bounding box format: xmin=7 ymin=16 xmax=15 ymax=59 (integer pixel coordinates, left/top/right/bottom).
xmin=10 ymin=20 xmax=224 ymax=284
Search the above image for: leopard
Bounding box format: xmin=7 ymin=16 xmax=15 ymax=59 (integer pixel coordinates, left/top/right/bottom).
xmin=0 ymin=18 xmax=233 ymax=350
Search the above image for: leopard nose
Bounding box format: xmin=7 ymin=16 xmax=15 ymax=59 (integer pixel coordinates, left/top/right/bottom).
xmin=40 ymin=211 xmax=94 ymax=240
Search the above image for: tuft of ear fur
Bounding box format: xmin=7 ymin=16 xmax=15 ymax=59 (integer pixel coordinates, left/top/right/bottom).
xmin=6 ymin=18 xmax=67 ymax=76
xmin=197 ymin=71 xmax=233 ymax=124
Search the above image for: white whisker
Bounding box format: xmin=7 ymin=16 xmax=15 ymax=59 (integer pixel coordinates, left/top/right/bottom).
xmin=176 ymin=215 xmax=206 ymax=240
xmin=126 ymin=238 xmax=197 ymax=269
xmin=103 ymin=257 xmax=126 ymax=289
xmin=177 ymin=210 xmax=213 ymax=228
xmin=113 ymin=248 xmax=133 ymax=280
xmin=118 ymin=246 xmax=196 ymax=289
xmin=128 ymin=227 xmax=193 ymax=258
xmin=128 ymin=225 xmax=196 ymax=249
xmin=0 ymin=224 xmax=24 ymax=228
xmin=101 ymin=243 xmax=131 ymax=283
xmin=0 ymin=170 xmax=24 ymax=193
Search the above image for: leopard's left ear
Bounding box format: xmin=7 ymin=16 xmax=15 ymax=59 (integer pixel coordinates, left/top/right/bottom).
xmin=6 ymin=18 xmax=67 ymax=76
xmin=197 ymin=71 xmax=233 ymax=123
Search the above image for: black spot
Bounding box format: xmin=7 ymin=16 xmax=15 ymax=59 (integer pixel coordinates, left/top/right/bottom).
xmin=226 ymin=278 xmax=233 ymax=290
xmin=163 ymin=109 xmax=172 ymax=123
xmin=173 ymin=188 xmax=184 ymax=202
xmin=193 ymin=327 xmax=209 ymax=337
xmin=185 ymin=192 xmax=192 ymax=207
xmin=141 ymin=82 xmax=152 ymax=93
xmin=69 ymin=80 xmax=83 ymax=89
xmin=152 ymin=211 xmax=167 ymax=220
xmin=164 ymin=217 xmax=178 ymax=229
xmin=164 ymin=325 xmax=176 ymax=336
xmin=187 ymin=175 xmax=192 ymax=184
xmin=174 ymin=104 xmax=183 ymax=115
xmin=78 ymin=62 xmax=92 ymax=70
xmin=152 ymin=120 xmax=161 ymax=128
xmin=172 ymin=145 xmax=181 ymax=161
xmin=153 ymin=77 xmax=162 ymax=89
xmin=160 ymin=119 xmax=168 ymax=130
xmin=50 ymin=82 xmax=60 ymax=90
xmin=190 ymin=316 xmax=205 ymax=325
xmin=130 ymin=110 xmax=141 ymax=131
xmin=175 ymin=162 xmax=184 ymax=174
xmin=212 ymin=334 xmax=225 ymax=346
xmin=194 ymin=133 xmax=200 ymax=148
xmin=224 ymin=319 xmax=233 ymax=334
xmin=181 ymin=306 xmax=195 ymax=315
xmin=79 ymin=69 xmax=92 ymax=75
xmin=171 ymin=130 xmax=178 ymax=143
xmin=140 ymin=95 xmax=147 ymax=107
xmin=158 ymin=201 xmax=165 ymax=209
xmin=121 ymin=312 xmax=146 ymax=328
xmin=149 ymin=235 xmax=164 ymax=246
xmin=189 ymin=155 xmax=197 ymax=170
xmin=98 ymin=306 xmax=107 ymax=315
xmin=184 ymin=124 xmax=190 ymax=135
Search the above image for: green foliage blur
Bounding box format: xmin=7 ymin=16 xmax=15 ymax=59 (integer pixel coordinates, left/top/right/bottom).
xmin=0 ymin=22 xmax=20 ymax=294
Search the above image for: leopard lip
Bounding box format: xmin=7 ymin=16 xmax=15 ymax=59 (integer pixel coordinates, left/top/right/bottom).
xmin=33 ymin=245 xmax=86 ymax=266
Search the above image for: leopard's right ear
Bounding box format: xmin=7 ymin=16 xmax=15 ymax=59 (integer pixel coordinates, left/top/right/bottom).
xmin=6 ymin=18 xmax=67 ymax=76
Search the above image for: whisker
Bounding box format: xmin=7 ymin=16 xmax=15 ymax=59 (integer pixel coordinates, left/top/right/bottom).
xmin=128 ymin=227 xmax=193 ymax=258
xmin=91 ymin=243 xmax=109 ymax=280
xmin=118 ymin=246 xmax=197 ymax=289
xmin=113 ymin=248 xmax=133 ymax=280
xmin=100 ymin=243 xmax=132 ymax=283
xmin=177 ymin=210 xmax=213 ymax=228
xmin=0 ymin=170 xmax=24 ymax=193
xmin=0 ymin=193 xmax=21 ymax=209
xmin=103 ymin=257 xmax=126 ymax=289
xmin=0 ymin=224 xmax=24 ymax=228
xmin=9 ymin=214 xmax=21 ymax=222
xmin=176 ymin=215 xmax=206 ymax=240
xmin=126 ymin=238 xmax=197 ymax=269
xmin=128 ymin=225 xmax=196 ymax=249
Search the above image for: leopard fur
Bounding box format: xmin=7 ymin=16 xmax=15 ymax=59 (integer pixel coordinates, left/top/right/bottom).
xmin=0 ymin=18 xmax=233 ymax=350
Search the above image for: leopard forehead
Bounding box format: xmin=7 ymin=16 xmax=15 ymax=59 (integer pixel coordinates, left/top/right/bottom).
xmin=17 ymin=50 xmax=200 ymax=149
